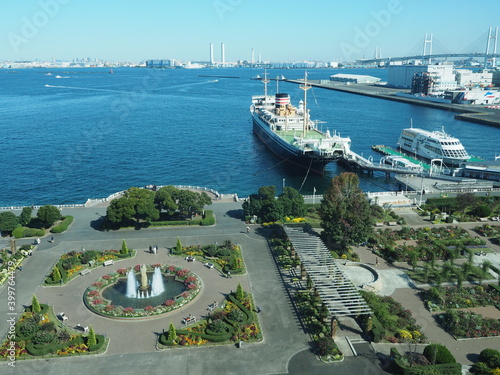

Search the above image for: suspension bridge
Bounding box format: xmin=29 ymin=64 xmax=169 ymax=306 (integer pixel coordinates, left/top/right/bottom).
xmin=359 ymin=27 xmax=499 ymax=66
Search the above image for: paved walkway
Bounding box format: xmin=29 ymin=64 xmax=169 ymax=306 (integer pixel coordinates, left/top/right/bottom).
xmin=1 ymin=201 xmax=499 ymax=373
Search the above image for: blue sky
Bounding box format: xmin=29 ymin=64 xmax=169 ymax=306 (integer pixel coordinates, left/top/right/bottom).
xmin=2 ymin=0 xmax=499 ymax=62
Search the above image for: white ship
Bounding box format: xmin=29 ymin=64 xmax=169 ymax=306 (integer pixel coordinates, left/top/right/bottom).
xmin=397 ymin=127 xmax=469 ymax=166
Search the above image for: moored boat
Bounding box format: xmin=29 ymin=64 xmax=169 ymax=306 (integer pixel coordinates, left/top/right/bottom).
xmin=397 ymin=126 xmax=469 ymax=166
xmin=250 ymin=72 xmax=351 ymax=175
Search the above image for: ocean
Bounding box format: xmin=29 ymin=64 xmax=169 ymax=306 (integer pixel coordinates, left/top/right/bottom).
xmin=0 ymin=67 xmax=498 ymax=207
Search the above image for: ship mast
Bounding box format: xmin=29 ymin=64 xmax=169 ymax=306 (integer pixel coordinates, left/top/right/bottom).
xmin=299 ymin=71 xmax=311 ymax=137
xmin=262 ymin=69 xmax=270 ymax=103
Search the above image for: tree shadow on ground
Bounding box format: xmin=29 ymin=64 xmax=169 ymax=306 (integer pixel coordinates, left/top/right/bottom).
xmin=225 ymin=209 xmax=244 ymax=220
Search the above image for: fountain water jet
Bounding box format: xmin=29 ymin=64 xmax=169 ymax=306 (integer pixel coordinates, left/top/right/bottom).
xmin=126 ymin=270 xmax=137 ymax=298
xmin=125 ymin=265 xmax=165 ymax=299
xmin=151 ymin=267 xmax=165 ymax=296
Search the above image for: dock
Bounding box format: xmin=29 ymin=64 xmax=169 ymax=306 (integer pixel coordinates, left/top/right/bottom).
xmin=284 ymin=79 xmax=500 ymax=128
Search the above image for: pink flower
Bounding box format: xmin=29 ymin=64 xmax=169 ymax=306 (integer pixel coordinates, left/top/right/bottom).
xmin=117 ymin=268 xmax=127 ymax=275
xmin=165 ymin=300 xmax=175 ymax=307
xmin=102 ymin=274 xmax=112 ymax=280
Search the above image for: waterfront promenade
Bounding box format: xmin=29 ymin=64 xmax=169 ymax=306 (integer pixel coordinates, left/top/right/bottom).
xmin=0 ymin=199 xmax=499 ymax=374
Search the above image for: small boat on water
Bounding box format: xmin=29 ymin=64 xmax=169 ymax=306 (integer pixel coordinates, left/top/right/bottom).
xmin=250 ymin=72 xmax=351 ymax=175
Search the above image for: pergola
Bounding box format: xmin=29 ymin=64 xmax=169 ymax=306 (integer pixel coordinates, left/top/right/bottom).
xmin=284 ymin=226 xmax=372 ymax=317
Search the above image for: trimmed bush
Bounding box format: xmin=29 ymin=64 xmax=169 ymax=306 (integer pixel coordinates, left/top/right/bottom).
xmin=50 ymin=215 xmax=73 ymax=233
xmin=201 ymin=217 xmax=215 ymax=226
xmin=423 ymin=343 xmax=456 ymax=364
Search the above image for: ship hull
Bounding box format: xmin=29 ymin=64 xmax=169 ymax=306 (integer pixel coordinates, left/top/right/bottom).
xmin=252 ymin=113 xmax=334 ymax=175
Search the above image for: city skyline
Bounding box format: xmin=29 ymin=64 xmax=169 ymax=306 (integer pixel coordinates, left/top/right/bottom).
xmin=1 ymin=0 xmax=499 ymax=63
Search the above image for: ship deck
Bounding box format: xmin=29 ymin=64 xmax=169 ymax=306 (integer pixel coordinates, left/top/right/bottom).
xmin=274 ymin=128 xmax=330 ymax=143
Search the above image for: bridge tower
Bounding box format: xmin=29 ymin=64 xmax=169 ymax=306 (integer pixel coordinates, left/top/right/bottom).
xmin=484 ymin=26 xmax=499 ymax=69
xmin=423 ymin=33 xmax=433 ymax=64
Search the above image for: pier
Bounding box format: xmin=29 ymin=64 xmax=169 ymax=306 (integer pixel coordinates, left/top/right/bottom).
xmin=338 ymin=148 xmax=427 ymax=177
xmin=284 ymin=79 xmax=500 ymax=128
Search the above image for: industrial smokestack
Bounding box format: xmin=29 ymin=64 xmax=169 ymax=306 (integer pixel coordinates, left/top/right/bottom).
xmin=221 ymin=42 xmax=225 ymax=64
xmin=210 ymin=43 xmax=214 ymax=65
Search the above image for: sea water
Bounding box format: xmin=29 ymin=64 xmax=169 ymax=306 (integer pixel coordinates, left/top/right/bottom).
xmin=0 ymin=67 xmax=498 ymax=206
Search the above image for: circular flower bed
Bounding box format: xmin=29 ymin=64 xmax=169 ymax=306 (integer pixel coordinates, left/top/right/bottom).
xmin=84 ymin=264 xmax=202 ymax=319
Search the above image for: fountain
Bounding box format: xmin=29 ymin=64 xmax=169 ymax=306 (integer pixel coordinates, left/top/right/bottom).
xmin=151 ymin=267 xmax=165 ymax=296
xmin=125 ymin=265 xmax=165 ymax=299
xmin=126 ymin=269 xmax=137 ymax=298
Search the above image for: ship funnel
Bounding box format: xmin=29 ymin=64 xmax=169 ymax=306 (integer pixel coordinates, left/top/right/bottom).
xmin=275 ymin=93 xmax=290 ymax=108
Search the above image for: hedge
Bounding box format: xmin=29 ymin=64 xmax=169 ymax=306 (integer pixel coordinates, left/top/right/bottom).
xmin=88 ymin=334 xmax=105 ymax=352
xmin=12 ymin=226 xmax=45 ymax=239
xmin=227 ymin=294 xmax=253 ymax=326
xmin=26 ymin=336 xmax=85 ymax=356
xmin=370 ymin=314 xmax=385 ymax=343
xmin=149 ymin=220 xmax=190 ymax=226
xmin=423 ymin=343 xmax=456 ymax=364
xmin=201 ymin=217 xmax=215 ymax=226
xmin=50 ymin=216 xmax=74 ymax=233
xmin=390 ymin=348 xmax=461 ymax=375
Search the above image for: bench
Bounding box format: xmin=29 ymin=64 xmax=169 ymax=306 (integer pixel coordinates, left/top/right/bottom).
xmin=182 ymin=316 xmax=196 ymax=325
xmin=185 ymin=256 xmax=195 ymax=262
xmin=103 ymin=260 xmax=114 ymax=266
xmin=80 ymin=268 xmax=91 ymax=276
xmin=58 ymin=312 xmax=68 ymax=321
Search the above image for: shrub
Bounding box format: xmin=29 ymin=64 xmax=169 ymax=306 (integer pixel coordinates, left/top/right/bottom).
xmin=50 ymin=215 xmax=73 ymax=233
xmin=12 ymin=226 xmax=25 ymax=239
xmin=80 ymin=250 xmax=99 ymax=264
xmin=32 ymin=330 xmax=56 ymax=345
xmin=479 ymin=348 xmax=500 ymax=363
xmin=201 ymin=217 xmax=215 ymax=226
xmin=316 ymin=336 xmax=339 ymax=357
xmin=476 ymin=205 xmax=492 ymax=218
xmin=32 ymin=295 xmax=41 ymax=314
xmin=423 ymin=343 xmax=456 ymax=364
xmin=23 ymin=227 xmax=45 ymax=237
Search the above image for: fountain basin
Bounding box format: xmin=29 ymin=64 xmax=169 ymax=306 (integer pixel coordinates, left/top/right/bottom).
xmin=84 ymin=265 xmax=202 ymax=319
xmin=102 ymin=275 xmax=186 ymax=309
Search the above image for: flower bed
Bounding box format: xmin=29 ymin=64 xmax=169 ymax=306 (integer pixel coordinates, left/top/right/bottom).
xmin=423 ymin=285 xmax=500 ymax=312
xmin=158 ymin=290 xmax=262 ymax=348
xmin=44 ymin=248 xmax=135 ymax=286
xmin=437 ymin=309 xmax=500 ymax=339
xmin=84 ymin=264 xmax=201 ymax=319
xmin=359 ymin=291 xmax=427 ymax=344
xmin=0 ymin=304 xmax=107 ymax=360
xmin=171 ymin=240 xmax=245 ymax=275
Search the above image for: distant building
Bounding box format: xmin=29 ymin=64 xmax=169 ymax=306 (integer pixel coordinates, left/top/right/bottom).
xmin=329 ymin=74 xmax=380 ymax=84
xmin=146 ymin=59 xmax=174 ymax=68
xmin=455 ymin=69 xmax=493 ymax=87
xmin=388 ymin=64 xmax=457 ymax=93
xmin=411 ymin=72 xmax=434 ymax=95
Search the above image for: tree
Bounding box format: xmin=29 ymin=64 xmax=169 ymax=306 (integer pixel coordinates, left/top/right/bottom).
xmin=168 ymin=322 xmax=177 ymax=342
xmin=175 ymin=189 xmax=211 ymax=217
xmin=106 ymin=187 xmax=159 ymax=225
xmin=176 ymin=237 xmax=182 ymax=252
xmin=87 ymin=325 xmax=96 ymax=347
xmin=319 ymin=173 xmax=373 ymax=250
xmin=235 ymin=282 xmax=245 ymax=301
xmin=278 ymin=187 xmax=306 ymax=218
xmin=31 ymin=295 xmax=41 ymax=314
xmin=52 ymin=267 xmax=61 ymax=283
xmin=456 ymin=193 xmax=476 ymax=214
xmin=155 ymin=186 xmax=178 ymax=215
xmin=18 ymin=206 xmax=33 ymax=226
xmin=242 ymin=186 xmax=283 ymax=222
xmin=120 ymin=239 xmax=128 ymax=255
xmin=37 ymin=205 xmax=61 ymax=228
xmin=0 ymin=212 xmax=19 ymax=235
